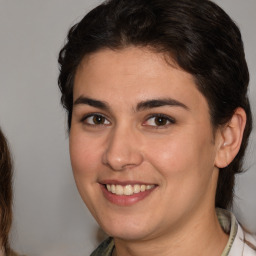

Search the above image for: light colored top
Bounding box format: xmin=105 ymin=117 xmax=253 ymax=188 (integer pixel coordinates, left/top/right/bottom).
xmin=91 ymin=208 xmax=256 ymax=256
xmin=217 ymin=208 xmax=256 ymax=256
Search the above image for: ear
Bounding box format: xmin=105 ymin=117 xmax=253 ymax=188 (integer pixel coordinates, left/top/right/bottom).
xmin=215 ymin=107 xmax=247 ymax=168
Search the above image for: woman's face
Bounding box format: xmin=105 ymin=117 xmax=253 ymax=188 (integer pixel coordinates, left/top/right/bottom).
xmin=70 ymin=47 xmax=221 ymax=241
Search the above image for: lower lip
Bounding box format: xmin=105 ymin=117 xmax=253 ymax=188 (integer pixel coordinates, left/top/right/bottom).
xmin=100 ymin=185 xmax=156 ymax=206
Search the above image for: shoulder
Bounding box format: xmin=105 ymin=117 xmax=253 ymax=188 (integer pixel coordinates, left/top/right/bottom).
xmin=217 ymin=208 xmax=256 ymax=256
xmin=90 ymin=237 xmax=114 ymax=256
xmin=229 ymin=221 xmax=256 ymax=256
xmin=243 ymin=231 xmax=256 ymax=255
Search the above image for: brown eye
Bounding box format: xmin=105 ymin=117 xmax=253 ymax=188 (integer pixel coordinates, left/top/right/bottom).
xmin=143 ymin=114 xmax=175 ymax=127
xmin=93 ymin=115 xmax=106 ymax=124
xmin=83 ymin=114 xmax=110 ymax=125
xmin=154 ymin=116 xmax=168 ymax=126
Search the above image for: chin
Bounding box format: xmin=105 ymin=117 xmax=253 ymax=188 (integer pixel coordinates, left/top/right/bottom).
xmin=98 ymin=214 xmax=156 ymax=241
xmin=106 ymin=228 xmax=152 ymax=241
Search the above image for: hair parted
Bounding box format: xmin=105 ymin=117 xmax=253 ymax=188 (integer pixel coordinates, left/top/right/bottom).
xmin=58 ymin=0 xmax=252 ymax=209
xmin=0 ymin=128 xmax=13 ymax=255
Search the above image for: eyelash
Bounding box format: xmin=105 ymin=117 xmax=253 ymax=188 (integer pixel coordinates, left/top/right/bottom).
xmin=80 ymin=113 xmax=176 ymax=128
xmin=143 ymin=114 xmax=176 ymax=128
xmin=81 ymin=113 xmax=111 ymax=126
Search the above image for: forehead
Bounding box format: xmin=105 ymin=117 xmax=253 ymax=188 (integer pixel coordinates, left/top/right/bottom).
xmin=73 ymin=47 xmax=208 ymax=113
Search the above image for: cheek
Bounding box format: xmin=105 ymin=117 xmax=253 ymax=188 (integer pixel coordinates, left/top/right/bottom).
xmin=145 ymin=131 xmax=217 ymax=219
xmin=69 ymin=132 xmax=103 ymax=215
xmin=69 ymin=133 xmax=102 ymax=178
xmin=145 ymin=127 xmax=215 ymax=179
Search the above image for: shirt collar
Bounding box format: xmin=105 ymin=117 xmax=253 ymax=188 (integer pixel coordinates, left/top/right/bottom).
xmin=217 ymin=208 xmax=246 ymax=256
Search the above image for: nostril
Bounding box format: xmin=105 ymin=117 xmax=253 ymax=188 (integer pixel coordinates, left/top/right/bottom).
xmin=102 ymin=152 xmax=144 ymax=171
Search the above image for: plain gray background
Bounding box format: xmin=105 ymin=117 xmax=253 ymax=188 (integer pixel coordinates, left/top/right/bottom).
xmin=0 ymin=0 xmax=255 ymax=255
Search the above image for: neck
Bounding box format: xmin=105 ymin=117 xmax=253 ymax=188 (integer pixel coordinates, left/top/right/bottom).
xmin=113 ymin=207 xmax=228 ymax=256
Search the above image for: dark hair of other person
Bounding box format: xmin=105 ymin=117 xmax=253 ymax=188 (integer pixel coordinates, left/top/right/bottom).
xmin=0 ymin=128 xmax=13 ymax=255
xmin=58 ymin=0 xmax=252 ymax=210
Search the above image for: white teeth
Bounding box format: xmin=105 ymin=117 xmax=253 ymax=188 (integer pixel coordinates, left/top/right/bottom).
xmin=146 ymin=185 xmax=154 ymax=190
xmin=111 ymin=184 xmax=116 ymax=194
xmin=134 ymin=184 xmax=141 ymax=194
xmin=105 ymin=184 xmax=155 ymax=196
xmin=124 ymin=185 xmax=133 ymax=195
xmin=116 ymin=185 xmax=123 ymax=195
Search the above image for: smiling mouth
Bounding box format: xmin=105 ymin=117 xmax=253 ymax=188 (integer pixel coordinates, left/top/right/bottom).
xmin=105 ymin=184 xmax=156 ymax=196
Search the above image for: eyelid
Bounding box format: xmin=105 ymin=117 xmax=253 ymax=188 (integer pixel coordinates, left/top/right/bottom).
xmin=143 ymin=113 xmax=176 ymax=127
xmin=80 ymin=112 xmax=111 ymax=126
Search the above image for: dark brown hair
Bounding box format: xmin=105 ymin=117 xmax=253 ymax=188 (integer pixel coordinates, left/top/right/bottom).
xmin=0 ymin=127 xmax=13 ymax=255
xmin=58 ymin=0 xmax=252 ymax=209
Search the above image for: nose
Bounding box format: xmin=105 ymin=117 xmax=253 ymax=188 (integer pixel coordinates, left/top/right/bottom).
xmin=102 ymin=125 xmax=144 ymax=171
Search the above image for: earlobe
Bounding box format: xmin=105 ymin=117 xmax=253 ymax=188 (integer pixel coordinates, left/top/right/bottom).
xmin=215 ymin=107 xmax=246 ymax=168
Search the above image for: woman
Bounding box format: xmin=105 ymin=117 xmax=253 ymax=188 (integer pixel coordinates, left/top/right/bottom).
xmin=0 ymin=128 xmax=12 ymax=256
xmin=58 ymin=0 xmax=256 ymax=255
xmin=0 ymin=128 xmax=23 ymax=256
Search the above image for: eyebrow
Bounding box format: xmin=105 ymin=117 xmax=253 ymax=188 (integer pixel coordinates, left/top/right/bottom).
xmin=136 ymin=98 xmax=189 ymax=112
xmin=73 ymin=96 xmax=109 ymax=110
xmin=73 ymin=96 xmax=189 ymax=112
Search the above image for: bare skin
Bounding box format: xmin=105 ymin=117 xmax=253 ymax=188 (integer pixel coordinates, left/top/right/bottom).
xmin=70 ymin=47 xmax=246 ymax=256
